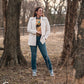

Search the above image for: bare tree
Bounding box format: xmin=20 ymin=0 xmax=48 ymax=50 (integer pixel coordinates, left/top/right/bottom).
xmin=0 ymin=0 xmax=27 ymax=67
xmin=54 ymin=0 xmax=66 ymax=24
xmin=43 ymin=0 xmax=50 ymax=16
xmin=59 ymin=0 xmax=79 ymax=67
xmin=0 ymin=0 xmax=3 ymax=27
xmin=45 ymin=0 xmax=66 ymax=24
xmin=21 ymin=0 xmax=27 ymax=26
xmin=73 ymin=0 xmax=84 ymax=84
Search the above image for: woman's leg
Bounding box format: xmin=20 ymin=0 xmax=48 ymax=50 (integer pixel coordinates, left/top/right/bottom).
xmin=38 ymin=42 xmax=54 ymax=76
xmin=30 ymin=46 xmax=37 ymax=72
xmin=37 ymin=41 xmax=53 ymax=71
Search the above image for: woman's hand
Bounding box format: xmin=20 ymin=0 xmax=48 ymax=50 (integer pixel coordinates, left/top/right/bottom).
xmin=36 ymin=31 xmax=42 ymax=35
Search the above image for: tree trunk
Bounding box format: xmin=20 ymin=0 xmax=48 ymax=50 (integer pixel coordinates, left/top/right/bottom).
xmin=73 ymin=0 xmax=84 ymax=83
xmin=44 ymin=0 xmax=49 ymax=17
xmin=0 ymin=0 xmax=3 ymax=27
xmin=22 ymin=0 xmax=26 ymax=26
xmin=59 ymin=0 xmax=79 ymax=66
xmin=0 ymin=0 xmax=27 ymax=67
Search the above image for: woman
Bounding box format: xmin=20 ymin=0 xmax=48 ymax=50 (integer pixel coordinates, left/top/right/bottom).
xmin=27 ymin=7 xmax=54 ymax=76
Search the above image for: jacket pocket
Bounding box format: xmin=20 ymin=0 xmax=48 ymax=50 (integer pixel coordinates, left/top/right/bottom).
xmin=40 ymin=36 xmax=45 ymax=44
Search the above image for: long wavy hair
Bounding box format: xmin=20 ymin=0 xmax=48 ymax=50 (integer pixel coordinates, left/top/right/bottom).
xmin=33 ymin=7 xmax=44 ymax=17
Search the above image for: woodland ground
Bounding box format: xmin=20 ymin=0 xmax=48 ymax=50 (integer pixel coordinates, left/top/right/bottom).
xmin=0 ymin=26 xmax=74 ymax=84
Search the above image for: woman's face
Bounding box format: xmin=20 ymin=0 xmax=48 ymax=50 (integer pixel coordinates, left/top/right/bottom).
xmin=36 ymin=8 xmax=43 ymax=17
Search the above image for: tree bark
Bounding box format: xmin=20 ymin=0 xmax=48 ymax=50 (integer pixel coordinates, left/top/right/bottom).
xmin=73 ymin=0 xmax=84 ymax=83
xmin=0 ymin=0 xmax=27 ymax=67
xmin=59 ymin=0 xmax=79 ymax=66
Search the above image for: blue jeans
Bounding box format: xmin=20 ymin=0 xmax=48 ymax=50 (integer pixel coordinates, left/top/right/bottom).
xmin=30 ymin=35 xmax=53 ymax=72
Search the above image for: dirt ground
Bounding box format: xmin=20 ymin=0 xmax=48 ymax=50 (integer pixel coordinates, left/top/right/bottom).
xmin=0 ymin=27 xmax=74 ymax=84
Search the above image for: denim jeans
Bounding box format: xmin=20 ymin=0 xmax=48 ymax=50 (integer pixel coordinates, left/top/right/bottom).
xmin=30 ymin=35 xmax=53 ymax=72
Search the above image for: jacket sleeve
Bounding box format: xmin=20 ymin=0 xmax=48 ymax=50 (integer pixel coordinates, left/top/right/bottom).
xmin=45 ymin=17 xmax=50 ymax=39
xmin=27 ymin=17 xmax=37 ymax=34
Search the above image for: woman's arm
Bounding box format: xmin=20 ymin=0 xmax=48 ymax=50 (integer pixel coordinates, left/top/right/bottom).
xmin=27 ymin=17 xmax=37 ymax=35
xmin=45 ymin=17 xmax=50 ymax=40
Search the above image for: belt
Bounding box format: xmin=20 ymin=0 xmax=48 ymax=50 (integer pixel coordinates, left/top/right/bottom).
xmin=36 ymin=33 xmax=41 ymax=36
